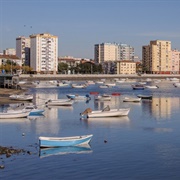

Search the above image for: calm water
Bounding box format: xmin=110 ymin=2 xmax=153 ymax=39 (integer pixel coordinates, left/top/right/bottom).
xmin=0 ymin=80 xmax=180 ymax=180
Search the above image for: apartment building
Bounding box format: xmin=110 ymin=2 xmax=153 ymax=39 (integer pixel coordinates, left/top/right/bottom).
xmin=116 ymin=60 xmax=136 ymax=74
xmin=30 ymin=33 xmax=58 ymax=74
xmin=142 ymin=40 xmax=172 ymax=74
xmin=119 ymin=44 xmax=134 ymax=61
xmin=171 ymin=49 xmax=180 ymax=74
xmin=94 ymin=43 xmax=119 ymax=63
xmin=16 ymin=36 xmax=30 ymax=66
xmin=94 ymin=43 xmax=134 ymax=63
xmin=3 ymin=48 xmax=16 ymax=55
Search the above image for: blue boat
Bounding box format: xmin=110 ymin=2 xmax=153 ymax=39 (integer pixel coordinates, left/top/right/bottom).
xmin=23 ymin=105 xmax=45 ymax=115
xmin=39 ymin=134 xmax=93 ymax=148
xmin=39 ymin=144 xmax=92 ymax=158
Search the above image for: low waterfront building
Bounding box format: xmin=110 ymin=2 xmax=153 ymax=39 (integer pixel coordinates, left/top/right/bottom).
xmin=0 ymin=55 xmax=21 ymax=66
xmin=116 ymin=60 xmax=136 ymax=74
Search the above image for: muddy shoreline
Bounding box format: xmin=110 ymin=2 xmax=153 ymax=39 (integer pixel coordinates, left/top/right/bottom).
xmin=0 ymin=88 xmax=28 ymax=105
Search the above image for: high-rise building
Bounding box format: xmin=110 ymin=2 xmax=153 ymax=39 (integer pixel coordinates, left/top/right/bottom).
xmin=119 ymin=44 xmax=134 ymax=61
xmin=16 ymin=36 xmax=30 ymax=66
xmin=94 ymin=43 xmax=134 ymax=64
xmin=30 ymin=33 xmax=58 ymax=74
xmin=94 ymin=43 xmax=119 ymax=63
xmin=142 ymin=40 xmax=172 ymax=74
xmin=3 ymin=48 xmax=16 ymax=55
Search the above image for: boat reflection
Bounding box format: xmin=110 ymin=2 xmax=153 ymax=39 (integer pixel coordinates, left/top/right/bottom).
xmin=28 ymin=114 xmax=45 ymax=120
xmin=0 ymin=118 xmax=29 ymax=123
xmin=39 ymin=144 xmax=92 ymax=158
xmin=81 ymin=116 xmax=130 ymax=128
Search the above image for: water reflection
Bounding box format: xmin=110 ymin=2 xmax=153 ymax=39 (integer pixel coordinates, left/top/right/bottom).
xmin=142 ymin=97 xmax=180 ymax=120
xmin=39 ymin=144 xmax=92 ymax=158
xmin=81 ymin=116 xmax=130 ymax=128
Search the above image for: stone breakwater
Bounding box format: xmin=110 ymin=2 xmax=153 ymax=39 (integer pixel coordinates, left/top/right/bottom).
xmin=19 ymin=74 xmax=180 ymax=81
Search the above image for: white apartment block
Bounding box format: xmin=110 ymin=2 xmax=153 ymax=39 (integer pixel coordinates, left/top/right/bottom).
xmin=3 ymin=48 xmax=16 ymax=55
xmin=119 ymin=44 xmax=134 ymax=61
xmin=171 ymin=49 xmax=180 ymax=74
xmin=30 ymin=33 xmax=58 ymax=74
xmin=116 ymin=60 xmax=136 ymax=74
xmin=16 ymin=36 xmax=30 ymax=66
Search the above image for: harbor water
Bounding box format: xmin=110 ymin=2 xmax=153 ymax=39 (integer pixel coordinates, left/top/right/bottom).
xmin=0 ymin=79 xmax=180 ymax=180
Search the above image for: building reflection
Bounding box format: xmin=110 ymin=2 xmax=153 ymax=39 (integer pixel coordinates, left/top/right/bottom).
xmin=142 ymin=97 xmax=180 ymax=120
xmin=93 ymin=96 xmax=122 ymax=110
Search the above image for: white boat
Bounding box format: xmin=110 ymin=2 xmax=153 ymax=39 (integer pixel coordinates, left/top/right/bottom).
xmin=57 ymin=82 xmax=69 ymax=87
xmin=123 ymin=97 xmax=141 ymax=102
xmin=94 ymin=94 xmax=112 ymax=101
xmin=99 ymin=85 xmax=108 ymax=88
xmin=86 ymin=80 xmax=95 ymax=85
xmin=104 ymin=83 xmax=116 ymax=87
xmin=39 ymin=134 xmax=93 ymax=148
xmin=95 ymin=81 xmax=104 ymax=84
xmin=145 ymin=85 xmax=159 ymax=89
xmin=46 ymin=99 xmax=73 ymax=106
xmin=173 ymin=82 xmax=180 ymax=87
xmin=71 ymin=84 xmax=87 ymax=88
xmin=80 ymin=106 xmax=130 ymax=118
xmin=9 ymin=94 xmax=33 ymax=101
xmin=0 ymin=110 xmax=30 ymax=119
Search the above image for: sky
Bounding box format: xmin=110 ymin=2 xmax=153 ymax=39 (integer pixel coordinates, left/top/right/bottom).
xmin=0 ymin=0 xmax=180 ymax=59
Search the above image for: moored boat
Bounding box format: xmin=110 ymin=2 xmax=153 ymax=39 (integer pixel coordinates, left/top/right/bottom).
xmin=94 ymin=94 xmax=112 ymax=101
xmin=46 ymin=99 xmax=73 ymax=106
xmin=80 ymin=106 xmax=130 ymax=118
xmin=132 ymin=84 xmax=145 ymax=90
xmin=9 ymin=94 xmax=33 ymax=101
xmin=39 ymin=134 xmax=93 ymax=148
xmin=0 ymin=110 xmax=30 ymax=119
xmin=123 ymin=97 xmax=141 ymax=102
xmin=137 ymin=94 xmax=153 ymax=100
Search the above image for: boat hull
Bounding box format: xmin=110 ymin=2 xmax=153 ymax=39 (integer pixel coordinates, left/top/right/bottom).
xmin=87 ymin=109 xmax=130 ymax=118
xmin=0 ymin=111 xmax=30 ymax=119
xmin=39 ymin=134 xmax=93 ymax=148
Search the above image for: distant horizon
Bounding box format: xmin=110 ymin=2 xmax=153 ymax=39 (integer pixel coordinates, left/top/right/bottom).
xmin=1 ymin=0 xmax=180 ymax=59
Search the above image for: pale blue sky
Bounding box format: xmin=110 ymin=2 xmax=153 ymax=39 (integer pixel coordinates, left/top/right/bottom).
xmin=0 ymin=0 xmax=180 ymax=59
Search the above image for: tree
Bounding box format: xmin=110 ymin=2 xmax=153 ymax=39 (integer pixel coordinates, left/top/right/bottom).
xmin=58 ymin=62 xmax=68 ymax=74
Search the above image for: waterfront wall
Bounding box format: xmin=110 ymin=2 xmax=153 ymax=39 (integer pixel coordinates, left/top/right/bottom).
xmin=19 ymin=74 xmax=180 ymax=81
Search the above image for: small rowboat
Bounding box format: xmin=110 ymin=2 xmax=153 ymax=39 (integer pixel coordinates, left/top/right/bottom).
xmin=39 ymin=134 xmax=93 ymax=148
